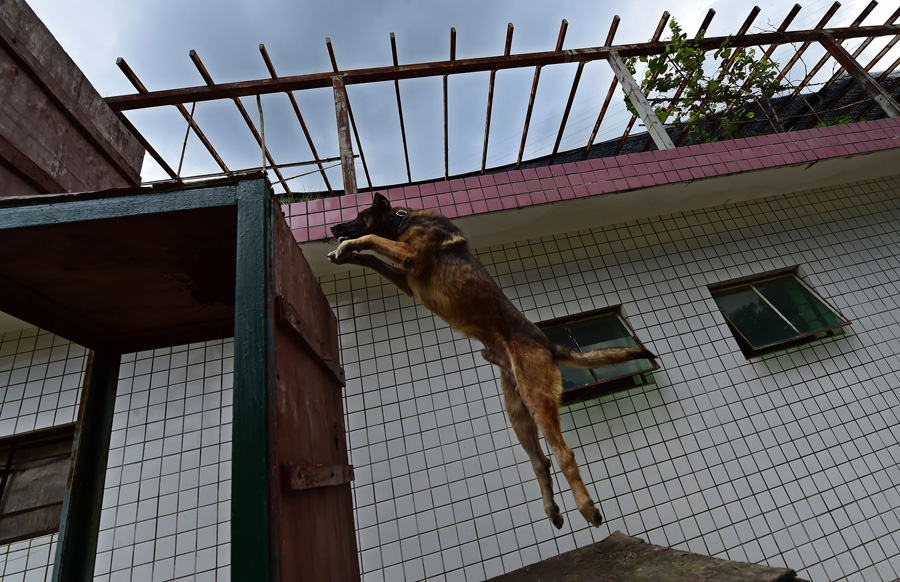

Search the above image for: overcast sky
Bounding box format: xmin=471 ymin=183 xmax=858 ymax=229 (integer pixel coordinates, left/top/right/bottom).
xmin=24 ymin=0 xmax=898 ymax=193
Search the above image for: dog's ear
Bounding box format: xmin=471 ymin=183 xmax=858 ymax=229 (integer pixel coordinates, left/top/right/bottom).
xmin=373 ymin=193 xmax=390 ymax=209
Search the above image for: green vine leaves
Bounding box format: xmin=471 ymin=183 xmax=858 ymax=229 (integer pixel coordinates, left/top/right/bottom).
xmin=624 ymin=19 xmax=782 ymax=143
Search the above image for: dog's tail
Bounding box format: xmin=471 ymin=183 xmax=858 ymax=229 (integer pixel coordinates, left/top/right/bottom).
xmin=551 ymin=344 xmax=655 ymax=369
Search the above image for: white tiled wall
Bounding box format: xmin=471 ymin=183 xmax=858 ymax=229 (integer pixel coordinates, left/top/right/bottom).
xmin=320 ymin=175 xmax=900 ymax=582
xmin=1 ymin=174 xmax=899 ymax=581
xmin=0 ymin=331 xmax=233 ymax=582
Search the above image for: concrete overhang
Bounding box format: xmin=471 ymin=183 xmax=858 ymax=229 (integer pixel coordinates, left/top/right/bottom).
xmin=299 ymin=144 xmax=900 ymax=278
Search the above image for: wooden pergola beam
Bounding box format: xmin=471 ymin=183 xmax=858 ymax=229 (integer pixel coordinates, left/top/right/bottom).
xmin=820 ymin=33 xmax=900 ymax=118
xmin=607 ymin=48 xmax=675 ymax=150
xmin=106 ymin=25 xmax=900 ymax=112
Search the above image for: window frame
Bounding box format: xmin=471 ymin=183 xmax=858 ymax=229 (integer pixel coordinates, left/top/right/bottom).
xmin=710 ymin=269 xmax=851 ymax=357
xmin=538 ymin=307 xmax=658 ymax=403
xmin=0 ymin=423 xmax=75 ymax=545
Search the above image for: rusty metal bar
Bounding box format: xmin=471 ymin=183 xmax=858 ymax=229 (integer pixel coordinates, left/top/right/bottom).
xmin=390 ymin=33 xmax=412 ymax=183
xmin=820 ymin=33 xmax=900 ymax=117
xmin=718 ymin=6 xmax=762 ymax=79
xmin=582 ymin=76 xmax=619 ymax=160
xmin=443 ymin=27 xmax=456 ymax=180
xmin=819 ymin=29 xmax=900 ymax=115
xmin=326 ymin=37 xmax=373 ymax=192
xmin=517 ymin=19 xmax=567 ymax=169
xmin=729 ymin=2 xmax=838 ymax=137
xmin=773 ymin=2 xmax=842 ymax=87
xmin=582 ymin=15 xmax=622 ymax=160
xmin=822 ymin=4 xmax=900 ymax=92
xmin=116 ymin=57 xmax=231 ymax=175
xmin=142 ymin=156 xmax=345 ymax=186
xmin=189 ymin=50 xmax=291 ymax=193
xmin=259 ymin=44 xmax=334 ymax=195
xmin=665 ymin=6 xmax=759 ymax=148
xmin=112 ymin=112 xmax=179 ymax=181
xmin=482 ymin=23 xmax=514 ymax=174
xmin=859 ymin=56 xmax=900 ymax=118
xmin=548 ymin=63 xmax=584 ymax=164
xmin=332 ymin=76 xmax=358 ymax=196
xmin=106 ymin=24 xmax=900 ymax=112
xmin=704 ymin=3 xmax=802 ymax=141
xmin=775 ymin=1 xmax=877 ymax=116
xmin=551 ymin=15 xmax=622 ymax=164
xmin=614 ymin=11 xmax=670 ymax=155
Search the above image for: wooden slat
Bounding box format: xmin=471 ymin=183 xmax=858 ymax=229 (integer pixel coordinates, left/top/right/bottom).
xmin=0 ymin=133 xmax=65 ymax=193
xmin=0 ymin=17 xmax=140 ymax=187
xmin=614 ymin=11 xmax=670 ymax=154
xmin=582 ymin=15 xmax=622 ymax=161
xmin=326 ymin=38 xmax=373 ymax=192
xmin=821 ymin=4 xmax=900 ymax=92
xmin=332 ymin=76 xmax=359 ymax=196
xmin=607 ymin=49 xmax=675 ymax=150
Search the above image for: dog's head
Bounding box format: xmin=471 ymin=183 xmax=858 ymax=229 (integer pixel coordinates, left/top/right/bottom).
xmin=330 ymin=193 xmax=396 ymax=242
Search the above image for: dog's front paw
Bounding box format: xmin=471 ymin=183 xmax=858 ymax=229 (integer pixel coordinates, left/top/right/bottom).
xmin=328 ymin=241 xmax=356 ymax=264
xmin=327 ymin=249 xmax=353 ymax=264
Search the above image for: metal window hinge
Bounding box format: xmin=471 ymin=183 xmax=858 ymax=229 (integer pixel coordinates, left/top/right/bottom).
xmin=282 ymin=462 xmax=354 ymax=491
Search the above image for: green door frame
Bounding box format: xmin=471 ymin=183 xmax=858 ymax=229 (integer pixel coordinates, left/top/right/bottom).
xmin=1 ymin=178 xmax=278 ymax=581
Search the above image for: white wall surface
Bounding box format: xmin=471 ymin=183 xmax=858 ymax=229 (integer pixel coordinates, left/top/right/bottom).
xmin=1 ymin=174 xmax=899 ymax=581
xmin=320 ymin=174 xmax=900 ymax=581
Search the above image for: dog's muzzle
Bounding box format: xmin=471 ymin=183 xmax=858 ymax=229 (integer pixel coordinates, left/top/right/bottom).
xmin=331 ymin=223 xmax=364 ymax=243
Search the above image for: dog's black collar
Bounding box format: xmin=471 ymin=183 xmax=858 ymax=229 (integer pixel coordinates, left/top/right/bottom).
xmin=390 ymin=208 xmax=412 ymax=237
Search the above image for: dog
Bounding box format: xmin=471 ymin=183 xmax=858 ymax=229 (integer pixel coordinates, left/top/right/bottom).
xmin=328 ymin=193 xmax=654 ymax=529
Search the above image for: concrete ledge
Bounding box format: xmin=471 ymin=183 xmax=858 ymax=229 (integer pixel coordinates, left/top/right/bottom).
xmin=486 ymin=531 xmax=800 ymax=582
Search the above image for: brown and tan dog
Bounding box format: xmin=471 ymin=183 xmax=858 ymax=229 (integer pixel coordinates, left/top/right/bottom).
xmin=328 ymin=193 xmax=654 ymax=529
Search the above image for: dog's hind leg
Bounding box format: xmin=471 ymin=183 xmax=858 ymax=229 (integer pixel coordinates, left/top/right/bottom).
xmin=510 ymin=344 xmax=603 ymax=528
xmin=499 ymin=369 xmax=564 ymax=529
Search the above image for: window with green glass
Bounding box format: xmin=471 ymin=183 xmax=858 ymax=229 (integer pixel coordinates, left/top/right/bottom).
xmin=540 ymin=309 xmax=656 ymax=402
xmin=711 ymin=272 xmax=849 ymax=356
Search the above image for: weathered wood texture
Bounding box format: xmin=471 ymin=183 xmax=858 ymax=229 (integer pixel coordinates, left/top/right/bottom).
xmin=0 ymin=0 xmax=143 ymax=196
xmin=270 ymin=210 xmax=359 ymax=581
xmin=487 ymin=531 xmax=799 ymax=582
xmin=0 ymin=194 xmax=238 ymax=352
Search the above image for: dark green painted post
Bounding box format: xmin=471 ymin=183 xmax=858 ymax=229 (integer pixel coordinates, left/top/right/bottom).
xmin=52 ymin=349 xmax=121 ymax=582
xmin=232 ymin=179 xmax=276 ymax=580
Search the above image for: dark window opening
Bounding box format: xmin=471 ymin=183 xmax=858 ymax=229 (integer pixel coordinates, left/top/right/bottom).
xmin=539 ymin=308 xmax=657 ymax=403
xmin=711 ymin=271 xmax=850 ymax=358
xmin=0 ymin=424 xmax=75 ymax=546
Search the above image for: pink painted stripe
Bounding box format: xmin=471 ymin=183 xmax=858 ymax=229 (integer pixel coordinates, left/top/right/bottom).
xmin=288 ymin=119 xmax=900 ymax=243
